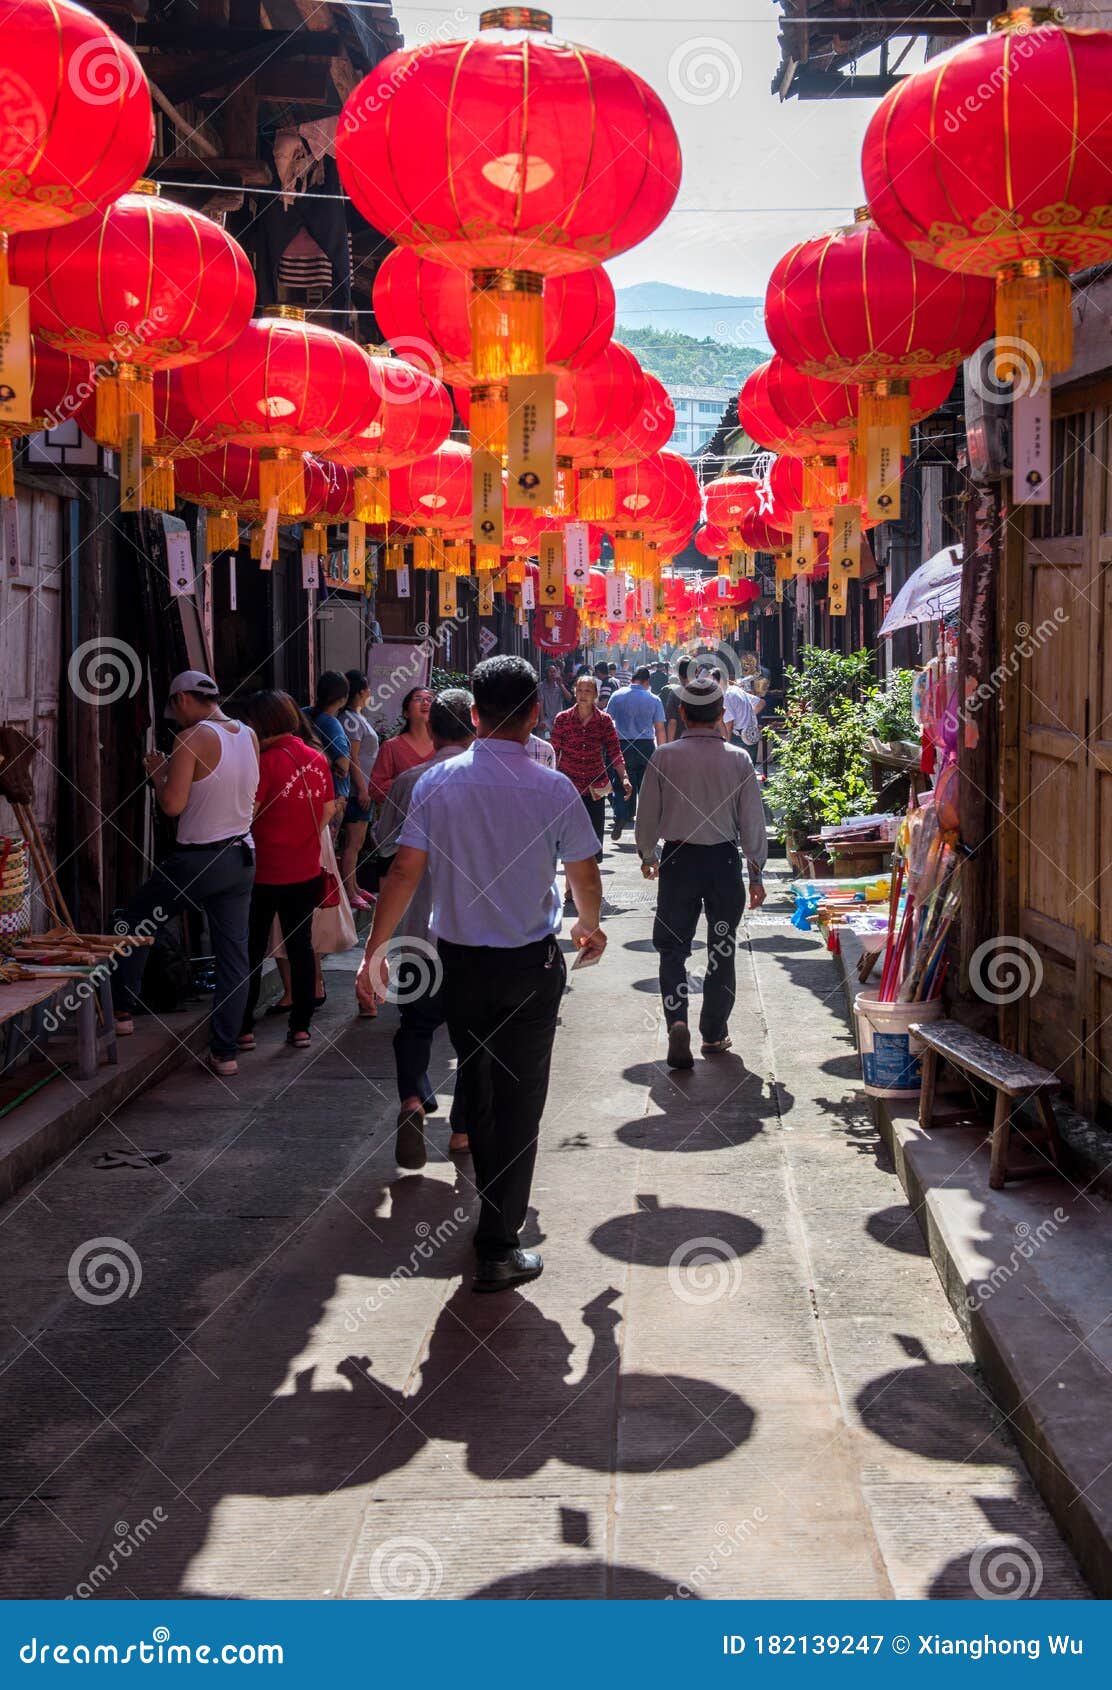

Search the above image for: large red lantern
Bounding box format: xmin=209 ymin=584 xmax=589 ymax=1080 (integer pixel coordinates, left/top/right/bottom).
xmin=704 ymin=475 xmax=761 ymax=540
xmin=862 ymin=12 xmax=1112 ymax=376
xmin=0 ymin=0 xmax=153 ymax=318
xmin=13 ymin=183 xmax=256 ymax=458
xmin=336 ymin=8 xmax=680 ymax=379
xmin=554 ymin=342 xmax=649 ymax=519
xmin=740 ymin=511 xmax=791 ymax=554
xmin=390 ymin=442 xmax=472 ymax=569
xmin=614 ymin=451 xmax=701 ymax=535
xmin=327 ymin=355 xmax=453 ymax=524
xmin=765 ymin=212 xmax=993 ymax=454
xmin=179 ymin=309 xmax=378 ymax=517
xmin=373 ymin=247 xmax=616 ymax=384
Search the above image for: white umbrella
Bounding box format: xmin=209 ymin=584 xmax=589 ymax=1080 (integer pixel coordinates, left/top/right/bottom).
xmin=878 ymin=544 xmax=963 ymax=637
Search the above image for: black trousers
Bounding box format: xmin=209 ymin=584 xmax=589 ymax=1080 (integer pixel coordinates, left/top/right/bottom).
xmin=614 ymin=738 xmax=654 ymax=824
xmin=579 ymin=792 xmax=605 ymax=862
xmin=393 ymin=968 xmax=467 ymax=1130
xmin=440 ymin=935 xmax=567 ymax=1257
xmin=653 ymin=841 xmax=745 ymax=1043
xmin=242 ymin=874 xmax=323 ymax=1037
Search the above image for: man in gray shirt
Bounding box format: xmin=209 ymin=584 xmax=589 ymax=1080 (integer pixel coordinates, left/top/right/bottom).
xmin=635 ymin=677 xmax=767 ymax=1070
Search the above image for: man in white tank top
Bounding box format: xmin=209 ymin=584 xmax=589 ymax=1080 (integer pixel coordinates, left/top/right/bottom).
xmin=113 ymin=672 xmax=260 ymax=1078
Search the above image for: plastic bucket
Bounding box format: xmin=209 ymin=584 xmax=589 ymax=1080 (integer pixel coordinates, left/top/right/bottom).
xmin=854 ymin=993 xmax=942 ymax=1098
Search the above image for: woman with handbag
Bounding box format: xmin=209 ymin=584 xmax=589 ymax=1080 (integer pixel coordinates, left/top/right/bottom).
xmin=550 ymin=674 xmax=631 ymax=911
xmin=236 ymin=691 xmax=333 ymax=1051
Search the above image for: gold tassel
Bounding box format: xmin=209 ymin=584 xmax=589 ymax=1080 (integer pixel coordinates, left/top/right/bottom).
xmin=0 ymin=436 xmax=14 ymax=499
xmin=506 ymin=556 xmax=526 ymax=585
xmin=206 ymin=509 xmax=240 ymax=554
xmin=353 ymin=466 xmax=390 ymax=524
xmin=476 ymin=542 xmax=501 ymax=572
xmin=468 ymin=383 xmax=509 ymax=455
xmin=996 ymin=260 xmax=1072 ymax=380
xmin=95 ymin=365 xmax=121 ymax=449
xmin=613 ymin=532 xmax=644 ymax=574
xmin=94 ymin=363 xmax=156 ymax=451
xmin=470 ymin=269 xmax=545 ymax=381
xmin=144 ymin=455 xmax=176 ymax=512
xmin=249 ymin=524 xmax=264 ymax=560
xmin=305 ymin=523 xmax=328 ymax=555
xmin=259 ymin=449 xmax=306 ymax=518
xmin=578 ymin=467 xmax=614 ymax=521
xmin=718 ymin=556 xmax=730 ymax=577
xmin=385 ymin=542 xmax=406 ymax=572
xmin=803 ymin=454 xmax=840 ymax=509
xmin=445 ymin=538 xmax=471 ymax=577
xmin=542 ymin=457 xmax=576 ymax=520
xmin=846 ymin=444 xmax=865 ymax=502
xmin=412 ymin=532 xmax=445 ymax=571
xmin=859 ymin=381 xmax=912 ymax=455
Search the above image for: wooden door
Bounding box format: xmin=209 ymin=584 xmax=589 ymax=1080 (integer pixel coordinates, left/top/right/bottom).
xmin=0 ymin=489 xmax=64 ymax=865
xmin=1018 ymin=408 xmax=1112 ymax=1119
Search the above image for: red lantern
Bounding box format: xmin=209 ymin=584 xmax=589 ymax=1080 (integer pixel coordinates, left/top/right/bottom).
xmin=694 ymin=523 xmax=731 ymax=561
xmin=336 ymin=8 xmax=680 ymax=379
xmin=327 ymin=355 xmax=453 ymax=523
xmin=740 ymin=511 xmax=791 ymax=554
xmin=389 ymin=442 xmax=472 ymax=569
xmin=555 ymin=342 xmax=647 ymax=519
xmin=862 ymin=13 xmax=1112 ymax=375
xmin=0 ymin=0 xmax=153 ymax=317
xmin=704 ymin=474 xmax=761 ymax=540
xmin=179 ymin=308 xmax=378 ymax=517
xmin=765 ymin=212 xmax=993 ymax=454
xmin=373 ymin=247 xmax=616 ymax=384
xmin=13 ymin=183 xmax=256 ymax=466
xmin=614 ymin=451 xmax=701 ymax=553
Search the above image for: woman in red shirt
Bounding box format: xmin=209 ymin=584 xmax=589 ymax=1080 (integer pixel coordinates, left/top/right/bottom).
xmin=237 ymin=690 xmax=333 ymax=1049
xmin=367 ymin=686 xmax=435 ymax=802
xmin=550 ymin=674 xmax=631 ymax=906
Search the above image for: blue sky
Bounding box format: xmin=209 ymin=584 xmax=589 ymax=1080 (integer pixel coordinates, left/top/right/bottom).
xmin=391 ymin=2 xmax=914 ymax=297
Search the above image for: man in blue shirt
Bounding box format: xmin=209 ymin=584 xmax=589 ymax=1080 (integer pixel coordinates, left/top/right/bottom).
xmin=356 ymin=656 xmax=606 ymax=1294
xmin=605 ymin=664 xmax=666 ymax=840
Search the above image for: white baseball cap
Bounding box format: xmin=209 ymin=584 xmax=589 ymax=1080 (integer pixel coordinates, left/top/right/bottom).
xmin=165 ymin=671 xmax=219 ymax=716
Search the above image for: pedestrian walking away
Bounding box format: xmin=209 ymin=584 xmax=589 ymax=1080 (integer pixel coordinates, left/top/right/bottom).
xmin=550 ymin=673 xmax=631 ymax=908
xmin=605 ymin=663 xmax=666 ymax=839
xmin=113 ymin=672 xmax=259 ymax=1078
xmin=373 ymin=687 xmax=476 ymax=1166
xmin=635 ymin=677 xmax=767 ymax=1070
xmin=235 ymin=690 xmax=333 ymax=1052
xmin=357 ymin=656 xmax=607 ymax=1294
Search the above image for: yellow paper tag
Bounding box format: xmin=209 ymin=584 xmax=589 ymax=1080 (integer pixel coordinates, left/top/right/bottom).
xmin=791 ymin=512 xmax=815 ymax=577
xmin=438 ymin=570 xmax=458 ymax=619
xmin=478 ymin=570 xmax=494 ymax=616
xmin=506 ymin=372 xmax=555 ymax=508
xmin=472 ymin=447 xmax=504 ymax=547
xmin=538 ymin=530 xmax=563 ymax=609
xmin=120 ymin=411 xmax=143 ymax=512
xmin=348 ymin=520 xmax=366 ymax=587
xmin=865 ymin=426 xmax=902 ymax=522
xmin=832 ymin=504 xmax=862 ymax=577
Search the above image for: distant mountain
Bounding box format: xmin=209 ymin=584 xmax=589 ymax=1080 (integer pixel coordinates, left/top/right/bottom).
xmin=614 ymin=282 xmax=770 ymax=351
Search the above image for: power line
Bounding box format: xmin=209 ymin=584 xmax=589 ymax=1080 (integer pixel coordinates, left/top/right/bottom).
xmin=155 ymin=178 xmax=854 ymax=215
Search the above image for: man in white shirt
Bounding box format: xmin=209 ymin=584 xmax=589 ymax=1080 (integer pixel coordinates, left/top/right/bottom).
xmin=723 ymin=678 xmax=760 ymax=748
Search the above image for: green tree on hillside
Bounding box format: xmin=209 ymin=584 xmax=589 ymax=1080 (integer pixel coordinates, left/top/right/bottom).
xmin=615 ymin=326 xmax=764 ymax=388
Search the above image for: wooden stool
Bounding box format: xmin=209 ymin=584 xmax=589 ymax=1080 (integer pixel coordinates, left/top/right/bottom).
xmin=910 ymin=1018 xmax=1064 ymax=1190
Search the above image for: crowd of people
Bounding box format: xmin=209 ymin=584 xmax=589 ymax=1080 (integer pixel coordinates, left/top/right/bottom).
xmin=114 ymin=648 xmax=767 ymax=1293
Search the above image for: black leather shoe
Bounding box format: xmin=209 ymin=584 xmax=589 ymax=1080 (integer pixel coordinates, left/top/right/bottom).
xmin=667 ymin=1022 xmax=695 ymax=1070
xmin=421 ymin=1094 xmax=439 ymax=1115
xmin=472 ymin=1249 xmax=544 ymax=1294
xmin=395 ymin=1106 xmax=427 ymax=1170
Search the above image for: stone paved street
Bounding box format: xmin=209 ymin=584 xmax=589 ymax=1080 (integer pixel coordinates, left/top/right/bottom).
xmin=0 ymin=851 xmax=1088 ymax=1600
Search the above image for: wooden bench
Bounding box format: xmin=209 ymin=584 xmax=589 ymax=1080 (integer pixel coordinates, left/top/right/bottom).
xmin=0 ymin=971 xmax=119 ymax=1083
xmin=910 ymin=1018 xmax=1064 ymax=1190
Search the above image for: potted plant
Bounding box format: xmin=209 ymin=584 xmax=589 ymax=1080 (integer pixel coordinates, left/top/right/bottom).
xmin=766 ymin=648 xmax=879 ymax=874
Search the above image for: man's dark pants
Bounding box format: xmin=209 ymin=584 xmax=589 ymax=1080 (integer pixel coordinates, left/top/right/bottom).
xmin=113 ymin=841 xmax=255 ymax=1059
xmin=613 ymin=738 xmax=654 ymax=826
xmin=439 ymin=935 xmax=566 ymax=1258
xmin=393 ymin=960 xmax=468 ymax=1133
xmin=652 ymin=841 xmax=745 ymax=1043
